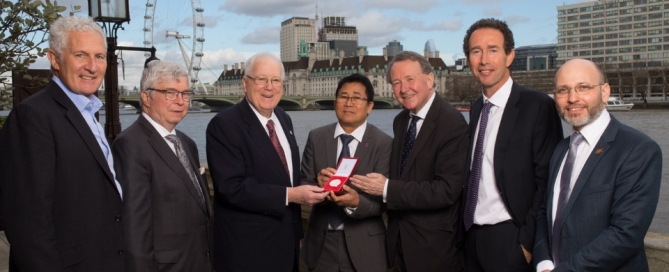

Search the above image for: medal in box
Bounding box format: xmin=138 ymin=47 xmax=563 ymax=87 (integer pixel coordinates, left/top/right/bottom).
xmin=323 ymin=157 xmax=359 ymax=193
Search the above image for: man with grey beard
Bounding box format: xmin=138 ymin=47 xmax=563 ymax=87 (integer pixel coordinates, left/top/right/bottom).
xmin=534 ymin=58 xmax=662 ymax=272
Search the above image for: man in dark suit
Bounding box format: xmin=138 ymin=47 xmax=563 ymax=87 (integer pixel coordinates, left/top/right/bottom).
xmin=534 ymin=59 xmax=662 ymax=271
xmin=301 ymin=73 xmax=391 ymax=272
xmin=352 ymin=51 xmax=469 ymax=271
xmin=206 ymin=52 xmax=329 ymax=272
xmin=0 ymin=16 xmax=124 ymax=271
xmin=460 ymin=18 xmax=564 ymax=272
xmin=111 ymin=61 xmax=213 ymax=271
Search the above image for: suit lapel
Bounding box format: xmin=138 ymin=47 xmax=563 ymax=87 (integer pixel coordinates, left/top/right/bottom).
xmin=325 ymin=124 xmax=338 ymax=167
xmin=493 ymin=84 xmax=521 ymax=189
xmin=48 ymin=83 xmax=117 ymax=192
xmin=238 ymin=99 xmax=292 ymax=187
xmin=390 ymin=111 xmax=409 ymax=179
xmin=547 ymin=141 xmax=569 ymax=235
xmin=177 ymin=131 xmax=211 ymax=215
xmin=275 ymin=108 xmax=299 ymax=187
xmin=558 ymin=118 xmax=619 ymax=229
xmin=138 ymin=115 xmax=208 ymax=215
xmin=353 ymin=123 xmax=374 ymax=164
xmin=400 ymin=94 xmax=440 ymax=179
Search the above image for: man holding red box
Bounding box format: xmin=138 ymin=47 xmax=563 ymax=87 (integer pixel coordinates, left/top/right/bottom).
xmin=300 ymin=73 xmax=392 ymax=272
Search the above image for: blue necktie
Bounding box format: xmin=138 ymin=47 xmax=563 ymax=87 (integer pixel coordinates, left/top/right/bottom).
xmin=400 ymin=115 xmax=421 ymax=175
xmin=464 ymin=101 xmax=493 ymax=231
xmin=329 ymin=134 xmax=355 ymax=229
xmin=552 ymin=132 xmax=585 ymax=265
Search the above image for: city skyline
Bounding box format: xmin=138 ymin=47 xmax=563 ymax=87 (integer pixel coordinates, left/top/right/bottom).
xmin=22 ymin=0 xmax=592 ymax=89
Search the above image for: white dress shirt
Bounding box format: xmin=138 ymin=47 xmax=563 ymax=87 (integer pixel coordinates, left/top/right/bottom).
xmin=471 ymin=77 xmax=513 ymax=225
xmin=142 ymin=112 xmax=178 ymax=154
xmin=536 ymin=110 xmax=611 ymax=272
xmin=382 ymin=91 xmax=436 ymax=202
xmin=330 ymin=121 xmax=367 ymax=229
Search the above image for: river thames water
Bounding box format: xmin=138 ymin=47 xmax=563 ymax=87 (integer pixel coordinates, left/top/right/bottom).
xmin=2 ymin=108 xmax=668 ymax=234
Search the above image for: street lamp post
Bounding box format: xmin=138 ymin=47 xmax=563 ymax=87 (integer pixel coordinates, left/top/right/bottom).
xmin=89 ymin=0 xmax=129 ymax=143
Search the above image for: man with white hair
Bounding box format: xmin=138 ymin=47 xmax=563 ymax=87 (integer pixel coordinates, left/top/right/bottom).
xmin=0 ymin=16 xmax=125 ymax=271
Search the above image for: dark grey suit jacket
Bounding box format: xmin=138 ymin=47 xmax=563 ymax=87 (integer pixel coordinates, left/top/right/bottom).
xmin=463 ymin=83 xmax=563 ymax=250
xmin=300 ymin=122 xmax=391 ymax=272
xmin=386 ymin=94 xmax=470 ymax=271
xmin=112 ymin=114 xmax=213 ymax=272
xmin=534 ymin=116 xmax=662 ymax=271
xmin=0 ymin=80 xmax=124 ymax=271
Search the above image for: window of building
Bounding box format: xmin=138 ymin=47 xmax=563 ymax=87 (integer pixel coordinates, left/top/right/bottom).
xmin=567 ymin=23 xmax=578 ymax=28
xmin=606 ymin=48 xmax=618 ymax=54
xmin=664 ymin=44 xmax=669 ymax=50
xmin=634 ymin=0 xmax=647 ymax=4
xmin=633 ymin=38 xmax=647 ymax=44
xmin=634 ymin=46 xmax=647 ymax=52
xmin=621 ymin=8 xmax=633 ymax=15
xmin=580 ymin=51 xmax=592 ymax=56
xmin=581 ymin=28 xmax=592 ymax=34
xmin=634 ymin=30 xmax=647 ymax=36
xmin=558 ymin=10 xmax=565 ymax=15
xmin=567 ymin=8 xmax=579 ymax=14
xmin=606 ymin=3 xmax=619 ymax=8
xmin=665 ymin=28 xmax=669 ymax=34
xmin=557 ymin=45 xmax=566 ymax=50
xmin=580 ymin=36 xmax=592 ymax=42
xmin=649 ymin=29 xmax=662 ymax=35
xmin=558 ymin=31 xmax=566 ymax=37
xmin=606 ymin=41 xmax=619 ymax=47
xmin=664 ymin=51 xmax=669 ymax=57
xmin=650 ymin=0 xmax=661 ymax=3
xmin=633 ymin=54 xmax=646 ymax=60
xmin=593 ymin=50 xmax=604 ymax=55
xmin=634 ymin=15 xmax=647 ymax=21
xmin=649 ymin=20 xmax=662 ymax=27
xmin=665 ymin=36 xmax=669 ymax=42
xmin=649 ymin=37 xmax=662 ymax=43
xmin=620 ymin=24 xmax=633 ymax=30
xmin=580 ymin=43 xmax=592 ymax=48
xmin=568 ymin=30 xmax=579 ymax=35
xmin=606 ymin=33 xmax=619 ymax=39
xmin=649 ymin=13 xmax=663 ymax=19
xmin=593 ymin=19 xmax=605 ymax=25
xmin=558 ymin=17 xmax=566 ymax=22
xmin=568 ymin=44 xmax=578 ymax=50
xmin=595 ymin=4 xmax=605 ymax=10
xmin=606 ymin=18 xmax=619 ymax=24
xmin=621 ymin=16 xmax=633 ymax=23
xmin=648 ymin=45 xmax=662 ymax=51
xmin=569 ymin=37 xmax=579 ymax=42
xmin=634 ymin=23 xmax=647 ymax=28
xmin=606 ymin=10 xmax=619 ymax=16
xmin=580 ymin=6 xmax=592 ymax=12
xmin=633 ymin=7 xmax=647 ymax=13
xmin=621 ymin=40 xmax=633 ymax=45
xmin=620 ymin=47 xmax=632 ymax=53
xmin=621 ymin=32 xmax=632 ymax=37
xmin=606 ymin=56 xmax=618 ymax=62
xmin=621 ymin=55 xmax=632 ymax=61
xmin=620 ymin=1 xmax=632 ymax=7
xmin=649 ymin=5 xmax=662 ymax=11
xmin=593 ymin=35 xmax=605 ymax=41
xmin=567 ymin=15 xmax=579 ymax=21
xmin=592 ymin=27 xmax=605 ymax=33
xmin=558 ymin=24 xmax=566 ymax=29
xmin=580 ymin=21 xmax=592 ymax=27
xmin=607 ymin=26 xmax=619 ymax=31
xmin=593 ymin=12 xmax=606 ymax=18
xmin=593 ymin=41 xmax=605 ymax=47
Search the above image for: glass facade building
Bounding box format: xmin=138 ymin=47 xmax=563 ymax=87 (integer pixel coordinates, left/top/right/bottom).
xmin=511 ymin=44 xmax=558 ymax=71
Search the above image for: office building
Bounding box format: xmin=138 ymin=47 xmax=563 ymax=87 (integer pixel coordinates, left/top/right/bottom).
xmin=425 ymin=39 xmax=437 ymax=58
xmin=280 ymin=17 xmax=317 ymax=62
xmin=556 ymin=0 xmax=668 ymax=68
xmin=319 ymin=16 xmax=359 ymax=58
xmin=387 ymin=40 xmax=403 ymax=57
xmin=511 ymin=44 xmax=558 ymax=71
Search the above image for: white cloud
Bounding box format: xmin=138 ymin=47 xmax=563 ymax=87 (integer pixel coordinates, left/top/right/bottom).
xmin=219 ymin=0 xmax=313 ymax=17
xmin=483 ymin=8 xmax=503 ymax=17
xmin=504 ymin=15 xmax=531 ymax=26
xmin=241 ymin=27 xmax=281 ymax=44
xmin=360 ymin=0 xmax=440 ymax=13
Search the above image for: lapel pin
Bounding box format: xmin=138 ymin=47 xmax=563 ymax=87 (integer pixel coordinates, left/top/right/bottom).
xmin=290 ymin=131 xmax=293 ymax=135
xmin=595 ymin=147 xmax=604 ymax=155
xmin=365 ymin=141 xmax=369 ymax=147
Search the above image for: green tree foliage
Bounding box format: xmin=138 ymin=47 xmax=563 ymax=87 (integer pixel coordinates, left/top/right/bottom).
xmin=0 ymin=0 xmax=79 ymax=108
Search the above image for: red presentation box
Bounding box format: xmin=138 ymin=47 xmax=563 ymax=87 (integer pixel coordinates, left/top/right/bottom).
xmin=323 ymin=157 xmax=359 ymax=193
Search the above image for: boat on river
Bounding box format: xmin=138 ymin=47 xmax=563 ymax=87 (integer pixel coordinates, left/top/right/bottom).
xmin=607 ymin=97 xmax=634 ymax=111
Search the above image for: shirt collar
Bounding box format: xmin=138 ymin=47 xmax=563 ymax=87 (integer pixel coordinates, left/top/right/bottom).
xmin=483 ymin=77 xmax=513 ymax=108
xmin=334 ymin=120 xmax=367 ymax=143
xmin=54 ymin=76 xmax=102 ymax=113
xmin=247 ymin=99 xmax=278 ymax=125
xmin=576 ymin=109 xmax=611 ymax=146
xmin=412 ymin=91 xmax=436 ymax=120
xmin=142 ymin=112 xmax=175 ymax=136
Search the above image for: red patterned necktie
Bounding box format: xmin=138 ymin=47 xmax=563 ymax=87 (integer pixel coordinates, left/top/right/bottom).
xmin=266 ymin=120 xmax=289 ymax=175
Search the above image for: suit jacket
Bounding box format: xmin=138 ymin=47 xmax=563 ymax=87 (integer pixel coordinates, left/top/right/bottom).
xmin=300 ymin=123 xmax=391 ymax=272
xmin=534 ymin=117 xmax=662 ymax=271
xmin=206 ymin=98 xmax=302 ymax=272
xmin=463 ymin=83 xmax=563 ymax=250
xmin=385 ymin=94 xmax=470 ymax=271
xmin=0 ymin=80 xmax=124 ymax=271
xmin=111 ymin=114 xmax=213 ymax=272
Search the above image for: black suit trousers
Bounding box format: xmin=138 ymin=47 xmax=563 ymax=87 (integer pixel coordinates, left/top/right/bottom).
xmin=464 ymin=221 xmax=531 ymax=272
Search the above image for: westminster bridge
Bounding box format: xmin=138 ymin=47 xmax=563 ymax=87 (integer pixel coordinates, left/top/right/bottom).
xmin=105 ymin=94 xmax=399 ymax=112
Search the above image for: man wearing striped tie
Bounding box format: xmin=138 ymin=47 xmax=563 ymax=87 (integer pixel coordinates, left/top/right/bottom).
xmin=534 ymin=59 xmax=661 ymax=272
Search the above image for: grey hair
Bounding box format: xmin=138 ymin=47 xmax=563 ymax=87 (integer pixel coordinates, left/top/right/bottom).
xmin=244 ymin=52 xmax=285 ymax=80
xmin=386 ymin=51 xmax=433 ymax=83
xmin=48 ymin=16 xmax=107 ymax=58
xmin=139 ymin=61 xmax=189 ymax=107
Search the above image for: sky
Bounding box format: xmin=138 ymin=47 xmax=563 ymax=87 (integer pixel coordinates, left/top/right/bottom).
xmin=27 ymin=0 xmax=592 ymax=90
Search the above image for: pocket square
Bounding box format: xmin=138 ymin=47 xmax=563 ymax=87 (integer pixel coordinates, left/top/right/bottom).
xmin=199 ymin=167 xmax=205 ymax=175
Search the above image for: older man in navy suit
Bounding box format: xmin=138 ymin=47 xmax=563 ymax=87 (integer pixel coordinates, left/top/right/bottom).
xmin=534 ymin=58 xmax=662 ymax=272
xmin=206 ymin=52 xmax=329 ymax=272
